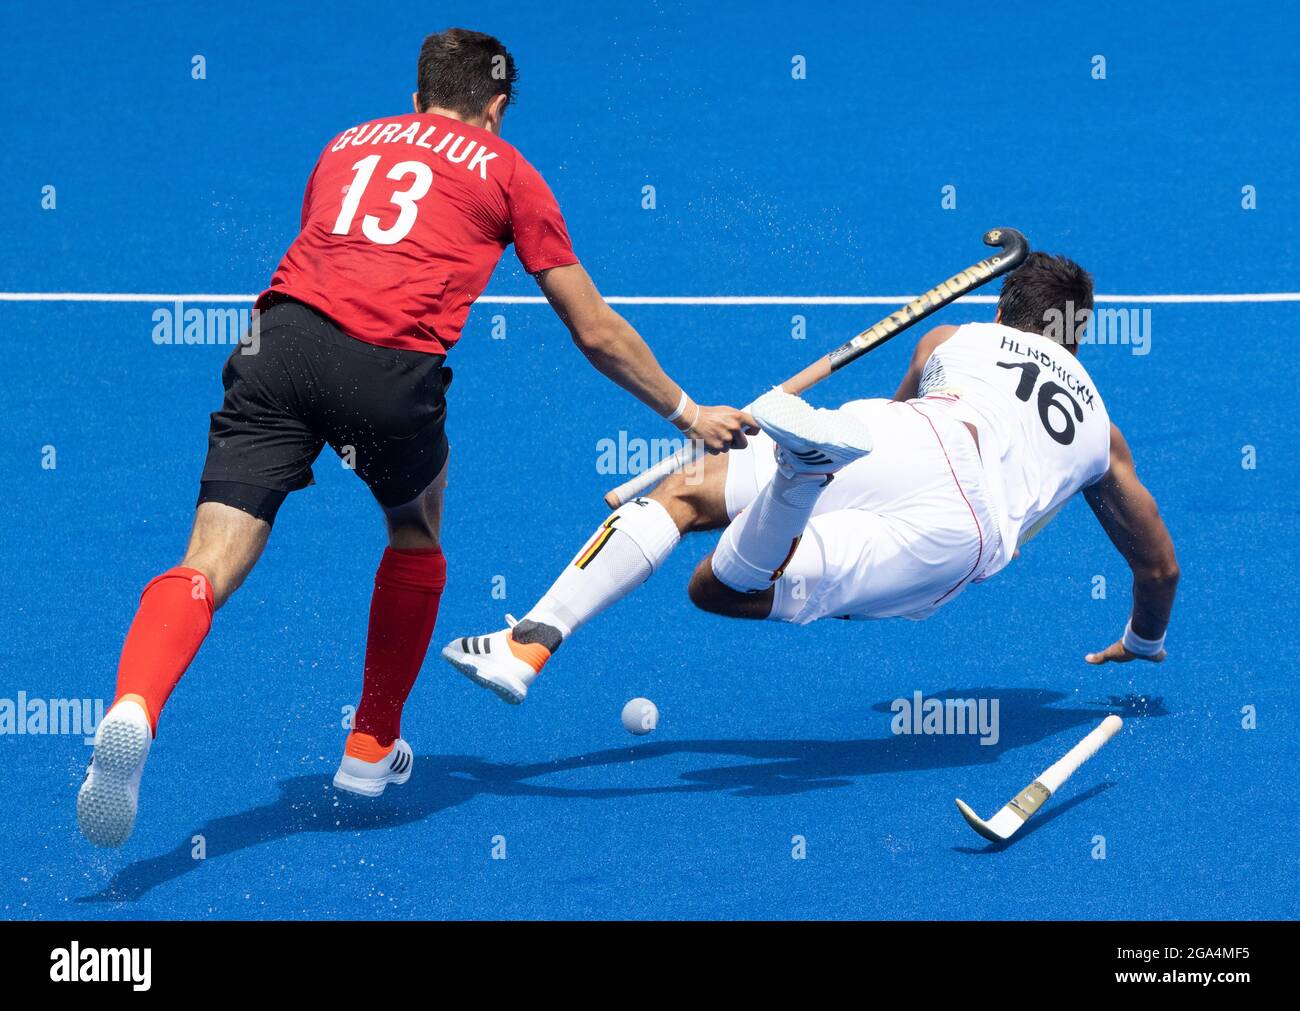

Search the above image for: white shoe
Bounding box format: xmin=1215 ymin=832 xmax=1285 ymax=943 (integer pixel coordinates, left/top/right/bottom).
xmin=333 ymin=733 xmax=414 ymax=797
xmin=750 ymin=388 xmax=873 ymax=476
xmin=441 ymin=615 xmax=551 ymax=705
xmin=77 ymin=698 xmax=152 ymax=848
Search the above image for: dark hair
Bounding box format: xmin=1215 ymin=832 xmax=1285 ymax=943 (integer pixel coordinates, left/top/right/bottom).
xmin=997 ymin=252 xmax=1094 ymax=341
xmin=416 ymin=28 xmax=517 ymax=118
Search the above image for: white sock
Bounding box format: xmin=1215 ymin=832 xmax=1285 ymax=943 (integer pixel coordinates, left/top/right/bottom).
xmin=711 ymin=471 xmax=829 ymax=591
xmin=523 ymin=498 xmax=681 ymax=640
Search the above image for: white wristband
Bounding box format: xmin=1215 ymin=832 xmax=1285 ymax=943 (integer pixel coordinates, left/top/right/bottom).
xmin=665 ymin=390 xmax=690 ymax=423
xmin=1122 ymin=619 xmax=1165 ymax=657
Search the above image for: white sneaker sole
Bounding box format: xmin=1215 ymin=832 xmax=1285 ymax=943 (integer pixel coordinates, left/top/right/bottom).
xmin=332 ymin=766 xmax=412 ymax=798
xmin=751 ymin=389 xmax=873 ymax=470
xmin=332 ymin=742 xmax=414 ymax=797
xmin=77 ymin=705 xmax=151 ymax=848
xmin=441 ymin=646 xmax=527 ymax=705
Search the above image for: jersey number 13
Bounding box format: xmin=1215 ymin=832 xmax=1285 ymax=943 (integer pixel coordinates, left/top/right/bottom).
xmin=331 ymin=154 xmax=432 ymax=246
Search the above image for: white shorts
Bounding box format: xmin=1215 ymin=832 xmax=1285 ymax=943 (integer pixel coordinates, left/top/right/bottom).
xmin=722 ymin=398 xmax=1002 ymax=624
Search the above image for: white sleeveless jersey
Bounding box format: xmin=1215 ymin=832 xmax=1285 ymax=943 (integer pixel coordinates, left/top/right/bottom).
xmin=916 ymin=322 xmax=1111 ymax=577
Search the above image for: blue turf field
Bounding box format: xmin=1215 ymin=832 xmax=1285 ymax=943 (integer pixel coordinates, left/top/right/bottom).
xmin=1 ymin=1 xmax=1297 ymax=919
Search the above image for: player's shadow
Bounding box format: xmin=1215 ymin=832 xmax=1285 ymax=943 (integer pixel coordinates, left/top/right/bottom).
xmin=76 ymin=753 xmax=722 ymax=903
xmin=476 ymin=687 xmax=1159 ymax=800
xmin=76 ymin=756 xmax=503 ymax=904
xmin=79 ymin=687 xmax=1160 ymax=902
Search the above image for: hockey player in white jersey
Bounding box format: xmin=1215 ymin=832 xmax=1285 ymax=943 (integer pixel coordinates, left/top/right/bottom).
xmin=444 ymin=253 xmax=1179 ymax=702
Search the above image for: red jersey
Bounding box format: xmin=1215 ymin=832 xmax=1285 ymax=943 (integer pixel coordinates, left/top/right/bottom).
xmin=258 ymin=113 xmax=578 ymax=354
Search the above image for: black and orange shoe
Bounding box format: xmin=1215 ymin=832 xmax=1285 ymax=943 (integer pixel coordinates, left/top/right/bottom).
xmin=332 ymin=732 xmax=414 ymax=797
xmin=441 ymin=616 xmax=551 ymax=705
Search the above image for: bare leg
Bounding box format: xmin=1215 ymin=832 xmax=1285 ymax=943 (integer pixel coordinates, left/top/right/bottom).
xmin=381 ymin=454 xmax=448 ymax=549
xmin=687 ymin=552 xmax=775 ymax=619
xmin=180 ymin=502 xmax=272 ymax=611
xmin=646 ymin=452 xmax=732 ymax=534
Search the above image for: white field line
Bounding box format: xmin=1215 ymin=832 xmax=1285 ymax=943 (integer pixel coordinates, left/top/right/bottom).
xmin=0 ymin=292 xmax=1298 ymax=305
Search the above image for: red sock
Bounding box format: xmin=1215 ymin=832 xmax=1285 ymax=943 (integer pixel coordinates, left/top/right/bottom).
xmin=114 ymin=566 xmax=214 ymax=732
xmin=354 ymin=547 xmax=446 ymax=747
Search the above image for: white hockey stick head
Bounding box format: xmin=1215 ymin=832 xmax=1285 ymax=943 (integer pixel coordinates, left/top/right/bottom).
xmin=954 ymin=783 xmax=1051 ymax=842
xmin=955 ymin=715 xmax=1122 ymax=844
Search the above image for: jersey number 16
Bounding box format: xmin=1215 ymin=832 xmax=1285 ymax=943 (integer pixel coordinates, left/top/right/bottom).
xmin=997 ymin=360 xmax=1084 ymax=446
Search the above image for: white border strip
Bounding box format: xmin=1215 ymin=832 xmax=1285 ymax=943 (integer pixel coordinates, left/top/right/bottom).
xmin=1 ymin=291 xmax=1297 ymax=305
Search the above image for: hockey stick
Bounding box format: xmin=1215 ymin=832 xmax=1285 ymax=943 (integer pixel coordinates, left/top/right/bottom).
xmin=603 ymin=227 xmax=1029 ymax=509
xmin=955 ymin=714 xmax=1123 ymax=844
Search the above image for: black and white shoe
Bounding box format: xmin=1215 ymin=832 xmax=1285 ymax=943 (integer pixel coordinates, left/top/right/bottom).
xmin=441 ymin=615 xmax=548 ymax=705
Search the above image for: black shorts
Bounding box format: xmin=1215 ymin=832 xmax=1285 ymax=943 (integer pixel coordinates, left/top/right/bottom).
xmin=199 ymin=297 xmax=450 ymax=522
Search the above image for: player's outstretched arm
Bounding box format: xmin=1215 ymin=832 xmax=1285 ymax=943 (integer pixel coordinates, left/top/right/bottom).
xmin=535 ymin=264 xmax=755 ymax=453
xmin=1082 ymin=423 xmax=1180 ymax=664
